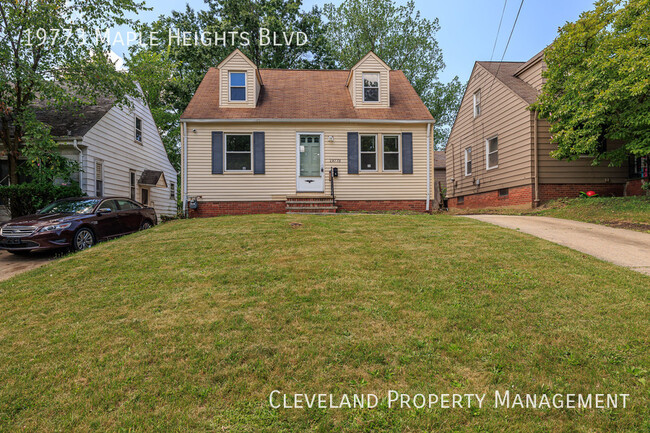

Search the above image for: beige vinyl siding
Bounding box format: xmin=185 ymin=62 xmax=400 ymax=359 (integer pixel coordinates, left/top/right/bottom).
xmin=536 ymin=119 xmax=628 ymax=184
xmin=80 ymin=97 xmax=178 ymax=218
xmin=446 ymin=63 xmax=533 ymax=199
xmin=219 ymin=52 xmax=257 ymax=108
xmin=186 ymin=122 xmax=430 ymax=201
xmin=351 ymin=54 xmax=390 ymax=108
xmin=516 ymin=59 xmax=546 ymax=92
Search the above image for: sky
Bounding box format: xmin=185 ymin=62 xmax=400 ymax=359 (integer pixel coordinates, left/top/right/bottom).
xmin=110 ymin=0 xmax=597 ymax=84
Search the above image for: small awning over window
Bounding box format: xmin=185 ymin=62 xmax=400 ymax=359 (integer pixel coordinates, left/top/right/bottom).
xmin=138 ymin=170 xmax=167 ymax=187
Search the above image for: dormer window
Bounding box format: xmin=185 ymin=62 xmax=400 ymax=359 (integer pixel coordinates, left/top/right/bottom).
xmin=229 ymin=72 xmax=246 ymax=101
xmin=363 ymin=73 xmax=379 ymax=102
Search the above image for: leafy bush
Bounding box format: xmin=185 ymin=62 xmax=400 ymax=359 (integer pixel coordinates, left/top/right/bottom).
xmin=0 ymin=182 xmax=84 ymax=218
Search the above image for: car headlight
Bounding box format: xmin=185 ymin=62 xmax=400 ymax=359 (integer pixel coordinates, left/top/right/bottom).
xmin=39 ymin=223 xmax=72 ymax=232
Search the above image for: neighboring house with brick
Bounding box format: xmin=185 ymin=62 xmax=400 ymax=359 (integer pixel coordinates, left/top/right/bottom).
xmin=180 ymin=49 xmax=435 ymax=216
xmin=0 ymin=95 xmax=178 ymax=221
xmin=445 ymin=49 xmax=643 ymax=209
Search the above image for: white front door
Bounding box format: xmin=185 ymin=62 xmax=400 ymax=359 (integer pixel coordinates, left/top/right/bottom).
xmin=296 ymin=133 xmax=324 ymax=192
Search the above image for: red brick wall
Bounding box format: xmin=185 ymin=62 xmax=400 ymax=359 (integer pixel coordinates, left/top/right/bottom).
xmin=538 ymin=183 xmax=624 ymax=202
xmin=336 ymin=200 xmax=430 ymax=212
xmin=188 ymin=199 xmax=433 ymax=216
xmin=625 ymin=179 xmax=647 ymax=196
xmin=448 ymin=184 xmax=534 ymax=209
xmin=189 ymin=201 xmax=286 ymax=217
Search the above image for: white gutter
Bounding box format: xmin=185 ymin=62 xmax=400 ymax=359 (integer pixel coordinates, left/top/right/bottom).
xmin=72 ymin=139 xmax=83 ymax=190
xmin=426 ymin=122 xmax=432 ymax=211
xmin=180 ymin=118 xmax=433 ymax=124
xmin=182 ymin=122 xmax=188 ymax=216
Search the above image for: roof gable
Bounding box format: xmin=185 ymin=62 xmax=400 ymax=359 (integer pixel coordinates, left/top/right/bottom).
xmin=346 ymin=51 xmax=391 ymax=87
xmin=476 ymin=61 xmax=538 ymax=105
xmin=218 ymin=49 xmax=263 ymax=86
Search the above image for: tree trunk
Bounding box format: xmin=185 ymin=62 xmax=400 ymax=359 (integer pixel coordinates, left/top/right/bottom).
xmin=8 ymin=152 xmax=18 ymax=185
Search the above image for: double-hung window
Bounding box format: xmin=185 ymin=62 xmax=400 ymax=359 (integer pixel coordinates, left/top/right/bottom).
xmin=362 ymin=73 xmax=379 ymax=102
xmin=229 ymin=72 xmax=246 ymax=101
xmin=95 ymin=162 xmax=103 ymax=197
xmin=464 ymin=147 xmax=472 ymax=176
xmin=473 ymin=90 xmax=481 ymax=117
xmin=170 ymin=182 xmax=176 ymax=200
xmin=360 ymin=135 xmax=377 ymax=171
xmin=129 ymin=170 xmax=136 ymax=200
xmin=486 ymin=136 xmax=498 ymax=169
xmin=383 ymin=135 xmax=399 ymax=171
xmin=135 ymin=117 xmax=143 ymax=143
xmin=225 ymin=134 xmax=252 ymax=171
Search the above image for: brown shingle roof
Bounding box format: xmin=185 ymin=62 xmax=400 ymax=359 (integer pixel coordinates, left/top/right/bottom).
xmin=138 ymin=170 xmax=166 ymax=187
xmin=33 ymin=97 xmax=115 ymax=137
xmin=476 ymin=61 xmax=539 ymax=105
xmin=181 ymin=69 xmax=433 ymax=121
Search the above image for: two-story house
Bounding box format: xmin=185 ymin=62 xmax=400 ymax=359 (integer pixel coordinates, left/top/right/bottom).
xmin=1 ymin=95 xmax=178 ymax=221
xmin=180 ymin=49 xmax=435 ymax=215
xmin=445 ymin=49 xmax=644 ymax=209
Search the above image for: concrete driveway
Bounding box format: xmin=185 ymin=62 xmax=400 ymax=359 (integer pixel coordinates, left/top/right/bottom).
xmin=463 ymin=215 xmax=650 ymax=276
xmin=0 ymin=250 xmax=60 ymax=282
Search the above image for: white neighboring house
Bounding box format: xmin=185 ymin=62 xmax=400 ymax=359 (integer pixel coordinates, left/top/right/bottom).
xmin=0 ymin=96 xmax=178 ymax=222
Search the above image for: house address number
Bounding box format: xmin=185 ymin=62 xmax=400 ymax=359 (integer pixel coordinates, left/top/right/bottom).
xmin=328 ymin=159 xmax=342 ymax=163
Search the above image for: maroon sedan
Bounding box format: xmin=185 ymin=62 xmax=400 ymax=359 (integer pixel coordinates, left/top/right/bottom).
xmin=0 ymin=197 xmax=157 ymax=254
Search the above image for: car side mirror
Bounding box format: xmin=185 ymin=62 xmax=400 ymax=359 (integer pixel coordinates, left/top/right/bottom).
xmin=97 ymin=208 xmax=113 ymax=215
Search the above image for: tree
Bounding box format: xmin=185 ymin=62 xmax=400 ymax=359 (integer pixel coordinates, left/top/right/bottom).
xmin=323 ymin=0 xmax=464 ymax=147
xmin=127 ymin=50 xmax=181 ymax=172
xmin=128 ymin=0 xmax=336 ymax=169
xmin=19 ymin=113 xmax=80 ymax=184
xmin=532 ymin=0 xmax=650 ymax=170
xmin=0 ymin=0 xmax=143 ymax=185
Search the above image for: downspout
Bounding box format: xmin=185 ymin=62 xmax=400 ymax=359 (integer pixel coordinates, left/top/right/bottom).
xmin=73 ymin=139 xmax=83 ymax=191
xmin=182 ymin=122 xmax=188 ymax=216
xmin=426 ymin=122 xmax=431 ymax=211
xmin=533 ymin=111 xmax=540 ymax=206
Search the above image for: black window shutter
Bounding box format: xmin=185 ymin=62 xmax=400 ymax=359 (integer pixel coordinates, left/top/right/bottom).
xmin=212 ymin=131 xmax=224 ymax=174
xmin=347 ymin=132 xmax=359 ymax=174
xmin=402 ymin=132 xmax=413 ymax=174
xmin=253 ymin=132 xmax=265 ymax=174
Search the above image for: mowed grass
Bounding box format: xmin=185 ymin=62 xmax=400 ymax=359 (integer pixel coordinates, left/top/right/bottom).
xmin=536 ymin=196 xmax=650 ymax=231
xmin=0 ymin=214 xmax=648 ymax=432
xmin=451 ymin=196 xmax=650 ymax=232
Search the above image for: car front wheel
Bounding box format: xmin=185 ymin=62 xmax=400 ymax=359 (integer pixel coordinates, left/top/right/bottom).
xmin=140 ymin=221 xmax=153 ymax=231
xmin=73 ymin=228 xmax=95 ymax=251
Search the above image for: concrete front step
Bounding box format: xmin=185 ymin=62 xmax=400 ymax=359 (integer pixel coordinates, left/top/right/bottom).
xmin=286 ymin=206 xmax=337 ymax=211
xmin=287 ymin=210 xmax=337 ymax=214
xmin=285 ymin=200 xmax=335 ymax=205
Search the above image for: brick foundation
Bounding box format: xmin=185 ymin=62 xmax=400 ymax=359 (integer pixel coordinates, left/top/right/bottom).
xmin=537 ymin=183 xmax=624 ymax=202
xmin=189 ymin=201 xmax=286 ymax=217
xmin=624 ymin=179 xmax=647 ymax=196
xmin=188 ymin=199 xmax=432 ymax=217
xmin=336 ymin=200 xmax=430 ymax=212
xmin=448 ymin=182 xmax=632 ymax=209
xmin=448 ymin=184 xmax=534 ymax=209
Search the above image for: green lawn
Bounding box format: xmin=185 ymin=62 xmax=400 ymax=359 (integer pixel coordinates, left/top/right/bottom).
xmin=0 ymin=215 xmax=648 ymax=432
xmin=451 ymin=196 xmax=650 ymax=233
xmin=535 ymin=196 xmax=650 ymax=232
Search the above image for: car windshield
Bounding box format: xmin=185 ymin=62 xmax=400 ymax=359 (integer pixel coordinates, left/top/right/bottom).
xmin=38 ymin=199 xmax=101 ymax=215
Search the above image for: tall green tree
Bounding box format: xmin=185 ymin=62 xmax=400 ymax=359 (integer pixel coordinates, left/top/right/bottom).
xmin=532 ymin=0 xmax=650 ymax=170
xmin=324 ymin=0 xmax=464 ymax=147
xmin=127 ymin=50 xmax=181 ymax=172
xmin=0 ymin=0 xmax=144 ymax=185
xmin=129 ymin=0 xmax=336 ymax=169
